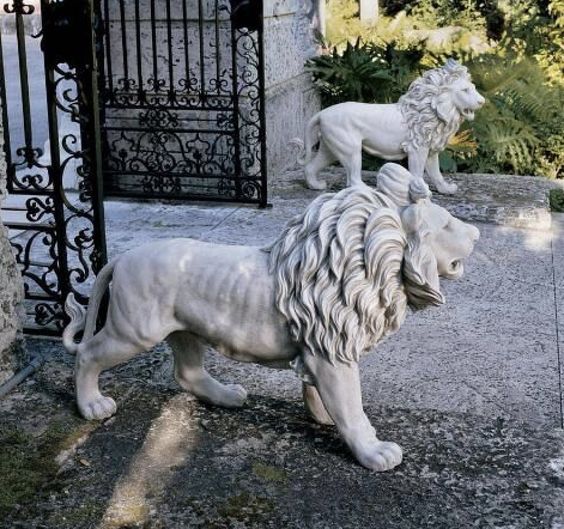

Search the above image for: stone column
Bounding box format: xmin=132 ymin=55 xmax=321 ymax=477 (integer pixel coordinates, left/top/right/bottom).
xmin=359 ymin=0 xmax=378 ymax=23
xmin=263 ymin=0 xmax=321 ymax=180
xmin=0 ymin=97 xmax=25 ymax=385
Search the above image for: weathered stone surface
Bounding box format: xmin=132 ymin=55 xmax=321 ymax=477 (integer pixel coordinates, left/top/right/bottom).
xmin=0 ymin=103 xmax=24 ymax=385
xmin=2 ymin=173 xmax=563 ymax=525
xmin=432 ymin=172 xmax=560 ymax=231
xmin=265 ymin=73 xmax=320 ymax=179
xmin=263 ymin=3 xmax=318 ymax=88
xmin=263 ymin=0 xmax=321 ymax=177
xmin=279 ymin=167 xmax=560 ymax=230
xmin=0 ymin=344 xmax=562 ymax=529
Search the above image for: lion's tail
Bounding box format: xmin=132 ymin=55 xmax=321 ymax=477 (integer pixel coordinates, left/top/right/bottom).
xmin=62 ymin=260 xmax=116 ymax=354
xmin=289 ymin=113 xmax=321 ymax=166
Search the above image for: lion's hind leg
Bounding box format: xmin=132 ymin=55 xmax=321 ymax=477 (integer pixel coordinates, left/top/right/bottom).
xmin=304 ymin=140 xmax=336 ymax=191
xmin=168 ymin=331 xmax=247 ymax=408
xmin=76 ymin=329 xmax=145 ymax=420
xmin=321 ymin=132 xmax=364 ymax=188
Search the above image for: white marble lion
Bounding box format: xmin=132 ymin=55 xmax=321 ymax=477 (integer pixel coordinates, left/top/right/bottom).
xmin=63 ymin=163 xmax=479 ymax=472
xmin=294 ymin=59 xmax=485 ymax=194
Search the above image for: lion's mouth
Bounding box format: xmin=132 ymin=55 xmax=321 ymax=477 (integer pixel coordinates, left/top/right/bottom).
xmin=461 ymin=108 xmax=475 ymax=120
xmin=446 ymin=259 xmax=464 ymax=279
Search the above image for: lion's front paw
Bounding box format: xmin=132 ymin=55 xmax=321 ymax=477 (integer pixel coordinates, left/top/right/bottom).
xmin=221 ymin=384 xmax=248 ymax=408
xmin=79 ymin=394 xmax=117 ymax=421
xmin=305 ymin=176 xmax=327 ymax=191
xmin=356 ymin=440 xmax=403 ymax=472
xmin=434 ymin=181 xmax=458 ymax=195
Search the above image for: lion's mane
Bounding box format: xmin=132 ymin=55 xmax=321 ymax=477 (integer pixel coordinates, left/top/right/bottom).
xmin=266 ymin=180 xmax=443 ymax=365
xmin=398 ymin=60 xmax=470 ymax=154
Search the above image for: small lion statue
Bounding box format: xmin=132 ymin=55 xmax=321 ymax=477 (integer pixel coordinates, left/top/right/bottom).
xmin=293 ymin=59 xmax=485 ymax=194
xmin=63 ymin=163 xmax=479 ymax=472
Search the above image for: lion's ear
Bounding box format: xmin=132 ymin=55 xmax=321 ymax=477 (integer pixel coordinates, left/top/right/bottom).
xmin=432 ymin=90 xmax=456 ymax=123
xmin=401 ymin=205 xmax=445 ymax=309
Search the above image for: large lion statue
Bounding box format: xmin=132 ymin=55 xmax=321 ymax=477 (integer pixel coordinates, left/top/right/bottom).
xmin=293 ymin=59 xmax=485 ymax=195
xmin=63 ymin=163 xmax=479 ymax=472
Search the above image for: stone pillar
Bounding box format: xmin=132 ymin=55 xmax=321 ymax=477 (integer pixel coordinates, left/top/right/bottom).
xmin=0 ymin=97 xmax=25 ymax=385
xmin=359 ymin=0 xmax=378 ymax=23
xmin=263 ymin=0 xmax=321 ymax=181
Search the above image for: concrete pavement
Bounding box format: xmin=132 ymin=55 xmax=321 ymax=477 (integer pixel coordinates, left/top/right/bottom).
xmin=1 ymin=171 xmax=563 ymax=528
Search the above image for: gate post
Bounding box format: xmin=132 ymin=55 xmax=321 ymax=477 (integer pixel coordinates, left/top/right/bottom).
xmin=0 ymin=97 xmax=25 ymax=382
xmin=262 ymin=1 xmax=321 ymax=180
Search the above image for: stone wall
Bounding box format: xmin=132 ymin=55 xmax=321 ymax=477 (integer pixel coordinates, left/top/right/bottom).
xmin=0 ymin=98 xmax=24 ymax=384
xmin=263 ymin=0 xmax=321 ymax=181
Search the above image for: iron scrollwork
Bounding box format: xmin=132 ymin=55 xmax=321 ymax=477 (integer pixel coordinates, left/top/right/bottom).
xmin=0 ymin=0 xmax=107 ymax=335
xmin=100 ymin=0 xmax=267 ymax=205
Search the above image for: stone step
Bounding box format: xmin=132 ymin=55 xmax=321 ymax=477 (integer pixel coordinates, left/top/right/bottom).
xmin=276 ymin=167 xmax=561 ymax=231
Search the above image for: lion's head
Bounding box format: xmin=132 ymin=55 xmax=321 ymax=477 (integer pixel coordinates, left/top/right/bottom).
xmin=398 ymin=59 xmax=485 ymax=153
xmin=267 ymin=163 xmax=479 ymax=365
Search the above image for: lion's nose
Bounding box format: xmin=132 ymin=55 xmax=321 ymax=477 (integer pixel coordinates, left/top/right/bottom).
xmin=477 ymin=95 xmax=486 ymax=107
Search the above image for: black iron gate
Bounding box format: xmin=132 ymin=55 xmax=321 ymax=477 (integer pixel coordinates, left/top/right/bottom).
xmin=0 ymin=0 xmax=106 ymax=335
xmin=99 ymin=0 xmax=268 ymax=206
xmin=0 ymin=0 xmax=268 ymax=336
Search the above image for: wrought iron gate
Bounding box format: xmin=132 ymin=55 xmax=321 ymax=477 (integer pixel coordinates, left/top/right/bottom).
xmin=99 ymin=0 xmax=268 ymax=206
xmin=0 ymin=0 xmax=106 ymax=335
xmin=0 ymin=0 xmax=268 ymax=336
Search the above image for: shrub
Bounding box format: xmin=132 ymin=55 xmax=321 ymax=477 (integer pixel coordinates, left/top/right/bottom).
xmin=306 ymin=39 xmax=424 ymax=106
xmin=459 ymin=56 xmax=563 ymax=177
xmin=315 ymin=0 xmax=564 ymax=178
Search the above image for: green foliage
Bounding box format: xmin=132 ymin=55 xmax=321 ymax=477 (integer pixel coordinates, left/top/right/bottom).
xmin=307 ymin=39 xmax=424 ymax=105
xmin=440 ymin=128 xmax=478 ymax=173
xmin=318 ymin=0 xmax=564 ymax=178
xmin=458 ymin=56 xmax=563 ymax=177
xmin=326 ymin=0 xmax=492 ymax=59
xmin=549 ymin=188 xmax=564 ymax=212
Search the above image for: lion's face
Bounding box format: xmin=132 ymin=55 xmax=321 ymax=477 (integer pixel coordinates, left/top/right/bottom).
xmin=422 ymin=201 xmax=480 ymax=279
xmin=447 ymin=78 xmax=485 ymax=121
xmin=400 ymin=197 xmax=479 ymax=310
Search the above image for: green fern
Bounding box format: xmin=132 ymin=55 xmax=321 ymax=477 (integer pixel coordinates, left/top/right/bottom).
xmin=319 ymin=1 xmax=564 ymax=178
xmin=458 ymin=56 xmax=563 ymax=177
xmin=482 ymin=118 xmax=539 ymax=172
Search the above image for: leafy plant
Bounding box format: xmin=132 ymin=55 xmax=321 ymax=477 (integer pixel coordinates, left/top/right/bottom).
xmin=317 ymin=0 xmax=564 ymax=178
xmin=440 ymin=129 xmax=478 ymax=172
xmin=306 ymin=39 xmax=424 ymax=106
xmin=457 ymin=56 xmax=563 ymax=177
